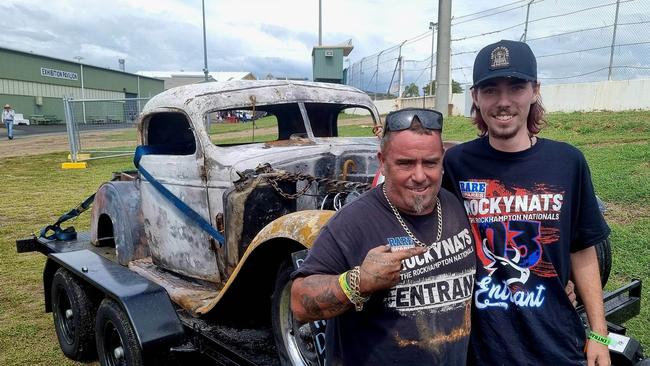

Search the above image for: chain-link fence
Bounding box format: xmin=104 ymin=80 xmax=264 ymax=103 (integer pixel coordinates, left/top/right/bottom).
xmin=346 ymin=0 xmax=650 ymax=96
xmin=63 ymin=97 xmax=149 ymax=162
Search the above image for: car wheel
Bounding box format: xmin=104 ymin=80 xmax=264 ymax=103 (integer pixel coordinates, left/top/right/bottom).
xmin=271 ymin=260 xmax=320 ymax=366
xmin=51 ymin=268 xmax=97 ymax=361
xmin=595 ymin=236 xmax=612 ymax=287
xmin=95 ymin=299 xmax=143 ymax=366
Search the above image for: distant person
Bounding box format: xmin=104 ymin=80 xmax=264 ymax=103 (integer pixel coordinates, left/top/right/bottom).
xmin=442 ymin=39 xmax=611 ymax=365
xmin=2 ymin=104 xmax=15 ymax=140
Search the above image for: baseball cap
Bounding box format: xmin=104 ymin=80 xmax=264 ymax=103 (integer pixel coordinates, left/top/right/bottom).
xmin=472 ymin=39 xmax=537 ymax=88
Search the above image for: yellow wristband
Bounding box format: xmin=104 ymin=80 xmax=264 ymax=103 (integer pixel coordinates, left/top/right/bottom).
xmin=338 ymin=271 xmax=353 ymax=300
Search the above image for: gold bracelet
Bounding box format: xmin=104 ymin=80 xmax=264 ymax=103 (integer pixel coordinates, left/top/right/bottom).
xmin=348 ymin=266 xmax=370 ymax=311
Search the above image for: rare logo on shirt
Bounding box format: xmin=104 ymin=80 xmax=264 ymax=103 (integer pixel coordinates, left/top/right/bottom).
xmin=459 ymin=180 xmax=487 ymax=199
xmin=387 ymin=236 xmax=415 ymax=252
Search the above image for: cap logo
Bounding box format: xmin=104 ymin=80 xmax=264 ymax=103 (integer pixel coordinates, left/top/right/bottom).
xmin=490 ymin=46 xmax=510 ymax=69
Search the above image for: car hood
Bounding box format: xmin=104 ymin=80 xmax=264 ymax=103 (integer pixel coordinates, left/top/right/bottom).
xmin=209 ymin=137 xmax=379 ymax=179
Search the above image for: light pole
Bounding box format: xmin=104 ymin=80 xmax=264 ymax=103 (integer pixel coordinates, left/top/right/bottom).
xmin=434 ymin=0 xmax=451 ymax=117
xmin=318 ymin=0 xmax=322 ymax=46
xmin=202 ymin=0 xmax=209 ymax=82
xmin=74 ymin=56 xmax=86 ymax=124
xmin=428 ymin=22 xmax=437 ymax=108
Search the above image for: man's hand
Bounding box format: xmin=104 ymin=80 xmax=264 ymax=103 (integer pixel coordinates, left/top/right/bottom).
xmin=358 ymin=245 xmax=427 ymax=295
xmin=586 ymin=339 xmax=611 ymax=366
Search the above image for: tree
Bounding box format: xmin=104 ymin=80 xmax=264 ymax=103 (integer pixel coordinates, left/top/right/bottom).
xmin=422 ymin=80 xmax=464 ymax=96
xmin=452 ymin=80 xmax=464 ymax=93
xmin=402 ymin=82 xmax=420 ymax=98
xmin=422 ymin=82 xmax=435 ymax=96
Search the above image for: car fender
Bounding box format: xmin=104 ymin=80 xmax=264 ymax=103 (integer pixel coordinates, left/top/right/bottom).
xmin=198 ymin=210 xmax=335 ymax=317
xmin=90 ymin=180 xmax=148 ymax=265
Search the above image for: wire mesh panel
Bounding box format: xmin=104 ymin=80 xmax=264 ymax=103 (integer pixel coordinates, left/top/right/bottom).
xmin=63 ymin=97 xmax=149 ymax=162
xmin=347 ymin=0 xmax=650 ymax=92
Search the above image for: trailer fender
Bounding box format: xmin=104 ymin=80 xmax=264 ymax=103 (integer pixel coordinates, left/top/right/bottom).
xmin=45 ymin=249 xmax=184 ymax=357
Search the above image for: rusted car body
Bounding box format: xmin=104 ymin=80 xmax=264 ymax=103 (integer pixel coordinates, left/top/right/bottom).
xmin=84 ymin=80 xmax=382 ymax=364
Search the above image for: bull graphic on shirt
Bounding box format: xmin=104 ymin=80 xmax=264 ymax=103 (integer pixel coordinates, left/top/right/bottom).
xmin=476 ymin=220 xmax=542 ymax=287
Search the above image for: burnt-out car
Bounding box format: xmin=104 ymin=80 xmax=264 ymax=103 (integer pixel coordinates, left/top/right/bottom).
xmin=18 ymin=80 xmax=385 ymax=365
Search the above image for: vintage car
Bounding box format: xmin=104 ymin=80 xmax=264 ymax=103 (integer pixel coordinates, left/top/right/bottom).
xmin=19 ymin=80 xmax=386 ymax=365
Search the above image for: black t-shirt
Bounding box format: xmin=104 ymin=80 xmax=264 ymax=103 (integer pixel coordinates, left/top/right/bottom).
xmin=292 ymin=186 xmax=476 ymax=366
xmin=442 ymin=137 xmax=610 ymax=366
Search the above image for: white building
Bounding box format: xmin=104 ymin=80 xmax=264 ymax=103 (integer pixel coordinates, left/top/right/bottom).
xmin=136 ymin=71 xmax=256 ymax=90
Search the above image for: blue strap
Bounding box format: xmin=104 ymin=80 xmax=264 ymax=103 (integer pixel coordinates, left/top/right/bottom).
xmin=40 ymin=193 xmax=96 ymax=241
xmin=134 ymin=146 xmax=224 ymax=246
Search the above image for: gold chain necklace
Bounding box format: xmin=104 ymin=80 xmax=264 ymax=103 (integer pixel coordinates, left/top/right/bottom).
xmin=382 ymin=184 xmax=443 ymax=248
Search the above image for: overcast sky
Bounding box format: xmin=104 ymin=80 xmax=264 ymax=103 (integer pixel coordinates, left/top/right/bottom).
xmin=0 ymin=0 xmax=515 ymax=79
xmin=1 ymin=0 xmax=646 ymax=83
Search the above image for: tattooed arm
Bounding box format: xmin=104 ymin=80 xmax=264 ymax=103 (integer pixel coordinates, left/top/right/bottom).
xmin=291 ymin=245 xmax=427 ymax=322
xmin=291 ymin=274 xmax=352 ymax=322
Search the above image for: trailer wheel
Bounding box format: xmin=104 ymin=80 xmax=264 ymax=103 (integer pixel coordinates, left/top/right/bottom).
xmin=271 ymin=260 xmax=319 ymax=366
xmin=51 ymin=268 xmax=97 ymax=361
xmin=95 ymin=299 xmax=143 ymax=366
xmin=595 ymin=237 xmax=612 ymax=287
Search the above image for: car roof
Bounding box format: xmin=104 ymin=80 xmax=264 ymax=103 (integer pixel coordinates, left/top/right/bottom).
xmin=144 ymin=80 xmax=377 ymax=114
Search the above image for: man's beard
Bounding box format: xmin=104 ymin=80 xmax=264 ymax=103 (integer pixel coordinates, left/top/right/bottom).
xmin=412 ymin=192 xmax=435 ymax=214
xmin=488 ymin=127 xmax=518 ymax=140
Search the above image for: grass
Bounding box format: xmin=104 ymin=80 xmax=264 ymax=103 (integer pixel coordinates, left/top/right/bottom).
xmin=0 ymin=110 xmax=648 ymax=365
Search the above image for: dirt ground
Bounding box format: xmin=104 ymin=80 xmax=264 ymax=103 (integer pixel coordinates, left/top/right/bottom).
xmin=0 ymin=116 xmax=377 ymax=159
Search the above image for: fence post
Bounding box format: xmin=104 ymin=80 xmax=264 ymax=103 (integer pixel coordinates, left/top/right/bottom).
xmin=521 ymin=0 xmax=534 ymax=42
xmin=398 ymin=55 xmax=404 ymax=108
xmin=63 ymin=98 xmax=79 ymax=163
xmin=608 ymin=0 xmax=621 ymax=80
xmin=376 ymin=50 xmax=384 ymax=100
xmin=359 ymin=58 xmax=364 ymax=91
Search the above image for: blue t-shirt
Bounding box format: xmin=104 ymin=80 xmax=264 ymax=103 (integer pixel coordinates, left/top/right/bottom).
xmin=442 ymin=137 xmax=610 ymax=366
xmin=292 ymin=186 xmax=476 ymax=366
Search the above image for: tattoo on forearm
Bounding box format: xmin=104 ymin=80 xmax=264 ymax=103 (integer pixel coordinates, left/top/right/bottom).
xmin=299 ymin=275 xmax=350 ymax=318
xmin=300 ymin=294 xmax=324 ymax=318
xmin=316 ymin=288 xmax=349 ymax=313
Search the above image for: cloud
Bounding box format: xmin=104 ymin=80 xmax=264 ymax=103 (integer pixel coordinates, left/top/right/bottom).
xmin=1 ymin=0 xmax=647 ymax=85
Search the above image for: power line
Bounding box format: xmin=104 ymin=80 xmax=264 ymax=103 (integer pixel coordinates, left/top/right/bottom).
xmin=452 ymin=0 xmax=545 ymax=25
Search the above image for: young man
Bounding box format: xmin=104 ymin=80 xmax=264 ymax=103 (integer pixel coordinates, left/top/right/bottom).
xmin=291 ymin=109 xmax=476 ymax=365
xmin=442 ymin=40 xmax=611 ymax=365
xmin=2 ymin=104 xmax=15 ymax=140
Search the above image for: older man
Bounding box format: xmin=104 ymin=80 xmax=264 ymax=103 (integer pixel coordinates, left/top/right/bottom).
xmin=442 ymin=39 xmax=611 ymax=366
xmin=2 ymin=104 xmax=15 ymax=140
xmin=291 ymin=108 xmax=476 ymax=366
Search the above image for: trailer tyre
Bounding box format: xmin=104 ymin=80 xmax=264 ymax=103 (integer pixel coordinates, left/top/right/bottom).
xmin=95 ymin=299 xmax=143 ymax=366
xmin=271 ymin=260 xmax=319 ymax=366
xmin=51 ymin=268 xmax=97 ymax=361
xmin=595 ymin=237 xmax=612 ymax=287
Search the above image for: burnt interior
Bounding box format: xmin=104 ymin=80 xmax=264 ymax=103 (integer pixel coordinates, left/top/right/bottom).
xmin=146 ymin=112 xmax=196 ymax=154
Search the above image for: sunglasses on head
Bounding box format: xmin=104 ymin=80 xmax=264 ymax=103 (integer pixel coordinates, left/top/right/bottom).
xmin=383 ymin=108 xmax=443 ymax=136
